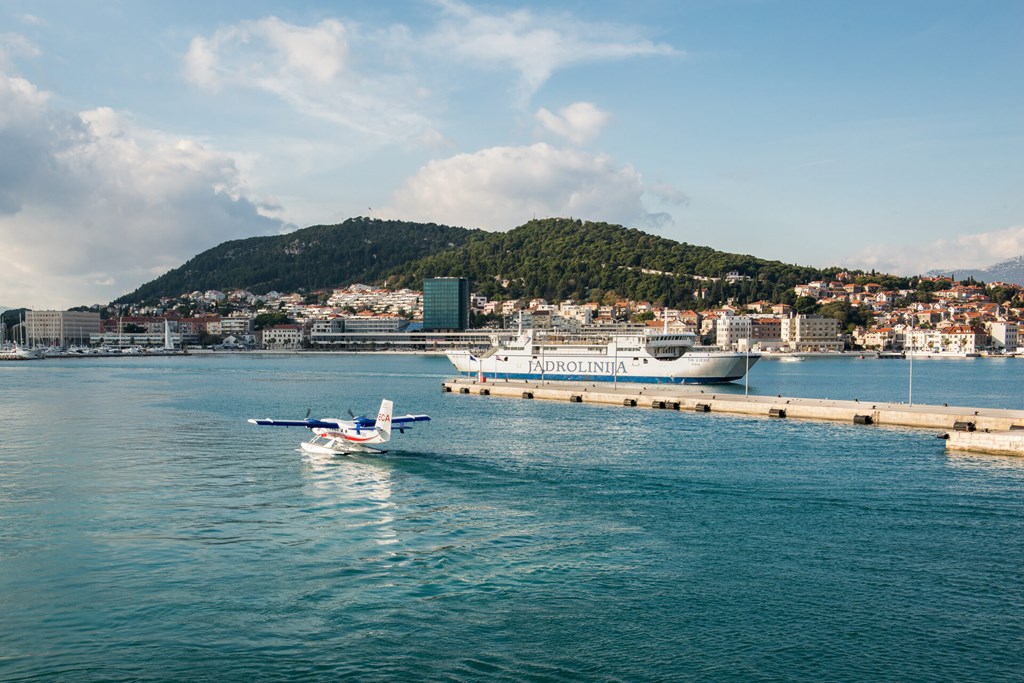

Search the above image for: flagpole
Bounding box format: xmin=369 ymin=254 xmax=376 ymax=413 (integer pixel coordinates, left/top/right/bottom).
xmin=745 ymin=345 xmax=749 ymax=397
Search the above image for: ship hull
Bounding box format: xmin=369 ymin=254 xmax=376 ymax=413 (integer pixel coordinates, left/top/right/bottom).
xmin=447 ymin=348 xmax=758 ymax=385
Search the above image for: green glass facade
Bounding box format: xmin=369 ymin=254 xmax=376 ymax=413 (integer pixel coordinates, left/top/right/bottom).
xmin=423 ymin=277 xmax=470 ymax=331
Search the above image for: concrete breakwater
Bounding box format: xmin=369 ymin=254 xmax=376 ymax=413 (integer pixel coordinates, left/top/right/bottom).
xmin=442 ymin=378 xmax=1024 ymax=456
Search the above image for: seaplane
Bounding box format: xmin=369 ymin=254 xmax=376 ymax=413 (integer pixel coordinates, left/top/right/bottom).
xmin=248 ymin=399 xmax=430 ymax=455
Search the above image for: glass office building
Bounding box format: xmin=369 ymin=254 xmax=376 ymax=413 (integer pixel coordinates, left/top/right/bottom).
xmin=423 ymin=277 xmax=470 ymax=331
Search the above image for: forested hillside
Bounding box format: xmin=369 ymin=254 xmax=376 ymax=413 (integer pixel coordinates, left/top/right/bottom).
xmin=116 ymin=216 xmax=845 ymax=309
xmin=117 ymin=218 xmax=478 ymax=303
xmin=388 ymin=218 xmax=836 ymax=308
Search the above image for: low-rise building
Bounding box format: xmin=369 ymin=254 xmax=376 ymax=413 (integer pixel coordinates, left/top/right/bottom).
xmin=261 ymin=324 xmax=305 ymax=349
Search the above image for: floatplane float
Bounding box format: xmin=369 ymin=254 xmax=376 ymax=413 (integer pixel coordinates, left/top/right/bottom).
xmin=248 ymin=399 xmax=430 ymax=454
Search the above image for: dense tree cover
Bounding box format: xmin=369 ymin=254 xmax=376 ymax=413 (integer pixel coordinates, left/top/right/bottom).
xmin=389 ymin=218 xmax=836 ymax=309
xmin=253 ymin=312 xmax=292 ymax=330
xmin=818 ymin=301 xmax=874 ymax=332
xmin=1 ymin=308 xmax=27 ymax=341
xmin=116 ymin=218 xmax=480 ymax=305
xmin=114 ymin=216 xmax=997 ymax=313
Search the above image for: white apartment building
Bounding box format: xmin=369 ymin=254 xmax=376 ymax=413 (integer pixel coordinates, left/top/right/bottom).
xmin=781 ymin=315 xmax=842 ymax=352
xmin=261 ymin=324 xmax=305 ymax=349
xmin=716 ymin=315 xmax=752 ymax=351
xmin=219 ymin=317 xmax=253 ymax=336
xmin=903 ymin=326 xmax=983 ymax=354
xmin=988 ymin=322 xmax=1018 ymax=352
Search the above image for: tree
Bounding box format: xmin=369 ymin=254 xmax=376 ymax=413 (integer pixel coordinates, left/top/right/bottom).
xmin=795 ymin=296 xmax=819 ymax=314
xmin=253 ymin=312 xmax=291 ymax=330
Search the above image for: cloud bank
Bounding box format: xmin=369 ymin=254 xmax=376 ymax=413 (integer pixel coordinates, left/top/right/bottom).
xmin=847 ymin=225 xmax=1024 ymax=275
xmin=379 ymin=142 xmax=668 ymax=231
xmin=184 ymin=16 xmax=434 ymax=142
xmin=430 ymin=0 xmax=678 ymax=100
xmin=0 ymin=69 xmax=282 ymax=308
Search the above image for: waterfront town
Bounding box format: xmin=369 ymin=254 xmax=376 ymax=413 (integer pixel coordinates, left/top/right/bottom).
xmin=3 ymin=273 xmax=1023 ymax=356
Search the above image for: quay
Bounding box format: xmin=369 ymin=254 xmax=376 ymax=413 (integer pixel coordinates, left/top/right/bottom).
xmin=442 ymin=377 xmax=1024 ymax=457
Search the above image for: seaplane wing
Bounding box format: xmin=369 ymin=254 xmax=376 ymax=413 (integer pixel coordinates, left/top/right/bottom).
xmin=248 ymin=399 xmax=430 ymax=455
xmin=246 ymin=415 xmax=431 ymax=429
xmin=392 ymin=414 xmax=432 ymax=425
xmin=247 ymin=418 xmax=347 ymax=429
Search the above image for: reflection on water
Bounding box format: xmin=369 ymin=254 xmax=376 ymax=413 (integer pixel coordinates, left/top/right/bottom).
xmin=945 ymin=449 xmax=1024 ymax=474
xmin=300 ymin=451 xmax=398 ymax=545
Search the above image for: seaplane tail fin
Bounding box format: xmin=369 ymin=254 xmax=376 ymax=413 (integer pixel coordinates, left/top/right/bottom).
xmin=376 ymin=399 xmax=393 ymax=441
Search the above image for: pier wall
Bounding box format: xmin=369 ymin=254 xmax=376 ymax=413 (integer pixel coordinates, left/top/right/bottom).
xmin=946 ymin=430 xmax=1024 ymax=456
xmin=442 ymin=378 xmax=1024 ymax=455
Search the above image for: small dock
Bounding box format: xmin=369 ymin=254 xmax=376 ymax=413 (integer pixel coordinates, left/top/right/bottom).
xmin=442 ymin=378 xmax=1024 ymax=457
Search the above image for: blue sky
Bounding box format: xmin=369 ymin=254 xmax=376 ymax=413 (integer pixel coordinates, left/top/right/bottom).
xmin=1 ymin=0 xmax=1021 ymax=308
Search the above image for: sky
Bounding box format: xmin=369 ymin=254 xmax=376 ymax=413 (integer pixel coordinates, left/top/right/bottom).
xmin=0 ymin=0 xmax=1022 ymax=309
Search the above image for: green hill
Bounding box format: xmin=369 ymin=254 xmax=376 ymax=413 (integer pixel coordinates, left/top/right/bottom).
xmin=387 ymin=218 xmax=834 ymax=308
xmin=116 ymin=217 xmax=479 ymax=303
xmin=117 ymin=216 xmax=840 ymax=309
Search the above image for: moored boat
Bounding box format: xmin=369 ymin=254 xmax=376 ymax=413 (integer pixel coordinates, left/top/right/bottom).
xmin=0 ymin=343 xmax=43 ymax=361
xmin=447 ymin=330 xmax=759 ymax=384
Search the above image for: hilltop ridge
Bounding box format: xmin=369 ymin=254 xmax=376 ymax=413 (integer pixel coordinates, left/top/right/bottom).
xmin=118 ymin=217 xmax=848 ymax=308
xmin=116 ymin=217 xmax=479 ymax=304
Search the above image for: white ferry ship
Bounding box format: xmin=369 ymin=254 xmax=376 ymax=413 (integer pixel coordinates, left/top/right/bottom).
xmin=447 ymin=329 xmax=759 ymax=384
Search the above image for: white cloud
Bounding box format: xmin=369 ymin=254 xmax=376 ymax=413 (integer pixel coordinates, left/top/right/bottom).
xmin=648 ymin=182 xmax=691 ymax=206
xmin=0 ymin=70 xmax=282 ymax=309
xmin=847 ymin=225 xmax=1024 ymax=275
xmin=0 ymin=33 xmax=41 ymax=71
xmin=183 ymin=16 xmax=433 ymax=141
xmin=536 ymin=102 xmax=610 ymax=145
xmin=181 ymin=7 xmax=676 ymax=145
xmin=430 ymin=0 xmax=678 ymax=100
xmin=185 ymin=17 xmax=347 ymax=89
xmin=379 ymin=142 xmax=669 ymax=231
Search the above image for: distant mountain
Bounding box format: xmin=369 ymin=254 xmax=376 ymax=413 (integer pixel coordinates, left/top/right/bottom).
xmin=926 ymin=255 xmax=1024 ymax=286
xmin=116 ymin=217 xmax=480 ymax=303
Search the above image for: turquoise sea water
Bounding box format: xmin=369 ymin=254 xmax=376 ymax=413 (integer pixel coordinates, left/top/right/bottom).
xmin=1 ymin=354 xmax=1022 ymax=681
